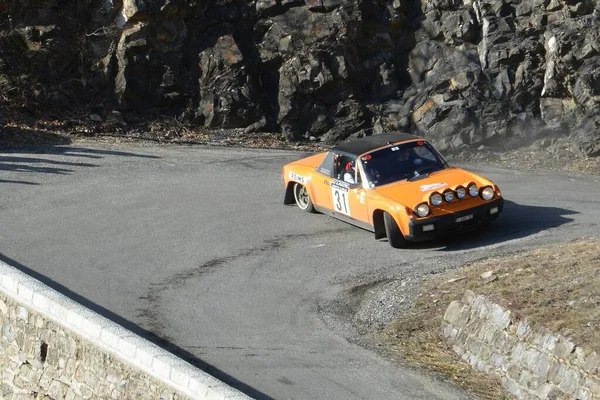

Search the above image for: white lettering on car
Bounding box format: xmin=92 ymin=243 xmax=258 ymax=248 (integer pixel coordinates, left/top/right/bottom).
xmin=419 ymin=182 xmax=448 ymax=192
xmin=289 ymin=172 xmax=306 ymax=184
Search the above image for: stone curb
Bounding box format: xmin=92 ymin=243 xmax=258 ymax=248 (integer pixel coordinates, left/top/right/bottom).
xmin=0 ymin=260 xmax=252 ymax=400
xmin=443 ymin=290 xmax=600 ymax=399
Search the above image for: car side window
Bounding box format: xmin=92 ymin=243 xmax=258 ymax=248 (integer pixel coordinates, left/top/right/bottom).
xmin=316 ymin=151 xmax=335 ymax=177
xmin=333 ymin=154 xmax=346 ymax=180
xmin=335 ymin=155 xmax=360 ymax=185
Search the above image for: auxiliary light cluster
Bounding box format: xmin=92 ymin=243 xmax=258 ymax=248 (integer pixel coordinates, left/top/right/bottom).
xmin=413 ymin=183 xmax=497 ymax=218
xmin=428 ymin=182 xmax=495 ymax=205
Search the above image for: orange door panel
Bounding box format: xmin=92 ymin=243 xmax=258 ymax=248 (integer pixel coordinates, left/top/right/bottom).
xmin=348 ymin=186 xmax=370 ymax=223
xmin=329 ymin=180 xmax=370 ymax=224
xmin=310 ymin=173 xmax=334 ymax=210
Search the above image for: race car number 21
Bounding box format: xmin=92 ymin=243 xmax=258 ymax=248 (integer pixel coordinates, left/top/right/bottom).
xmin=331 ymin=181 xmax=351 ymax=216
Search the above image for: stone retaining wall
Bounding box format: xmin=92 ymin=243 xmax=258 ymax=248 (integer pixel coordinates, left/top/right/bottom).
xmin=443 ymin=290 xmax=600 ymax=400
xmin=0 ymin=260 xmax=250 ymax=400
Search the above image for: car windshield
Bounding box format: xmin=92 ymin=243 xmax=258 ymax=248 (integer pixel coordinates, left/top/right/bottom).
xmin=360 ymin=141 xmax=448 ymax=188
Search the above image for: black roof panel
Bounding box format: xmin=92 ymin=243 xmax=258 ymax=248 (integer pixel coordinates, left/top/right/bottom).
xmin=330 ymin=132 xmax=422 ymax=156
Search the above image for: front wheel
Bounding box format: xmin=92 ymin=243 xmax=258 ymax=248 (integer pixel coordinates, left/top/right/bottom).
xmin=294 ymin=183 xmax=315 ymax=213
xmin=383 ymin=212 xmax=407 ymax=248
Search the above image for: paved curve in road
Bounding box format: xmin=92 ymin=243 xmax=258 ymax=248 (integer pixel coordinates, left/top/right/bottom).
xmin=1 ymin=141 xmax=599 ymax=399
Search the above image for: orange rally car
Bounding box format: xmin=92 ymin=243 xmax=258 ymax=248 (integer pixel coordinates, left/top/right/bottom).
xmin=282 ymin=132 xmax=503 ymax=248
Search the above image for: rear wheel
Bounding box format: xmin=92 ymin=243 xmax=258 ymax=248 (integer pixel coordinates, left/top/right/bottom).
xmin=383 ymin=212 xmax=407 ymax=248
xmin=294 ymin=183 xmax=315 ymax=213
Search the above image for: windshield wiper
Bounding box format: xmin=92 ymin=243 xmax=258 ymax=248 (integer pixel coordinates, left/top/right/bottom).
xmin=408 ymin=172 xmax=429 ymax=181
xmin=408 ymin=166 xmax=442 ymax=181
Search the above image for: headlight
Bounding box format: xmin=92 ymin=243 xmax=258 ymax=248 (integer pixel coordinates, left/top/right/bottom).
xmin=430 ymin=192 xmax=442 ymax=206
xmin=455 ymin=186 xmax=466 ymax=199
xmin=468 ymin=183 xmax=478 ymax=197
xmin=481 ymin=186 xmax=494 ymax=200
xmin=414 ymin=203 xmax=430 ymax=217
xmin=443 ymin=190 xmax=454 ymax=202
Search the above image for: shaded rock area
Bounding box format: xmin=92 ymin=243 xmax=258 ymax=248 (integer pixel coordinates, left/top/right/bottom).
xmin=0 ymin=0 xmax=599 ymax=156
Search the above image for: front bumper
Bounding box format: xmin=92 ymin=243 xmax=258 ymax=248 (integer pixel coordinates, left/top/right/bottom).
xmin=405 ymin=197 xmax=504 ymax=241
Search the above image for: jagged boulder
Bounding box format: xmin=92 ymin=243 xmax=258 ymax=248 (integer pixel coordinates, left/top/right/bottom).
xmin=0 ymin=0 xmax=599 ymax=156
xmin=112 ymin=19 xmax=188 ymax=109
xmin=196 ymin=32 xmax=265 ymax=128
xmin=400 ymin=0 xmax=600 ymax=153
xmin=0 ymin=0 xmax=103 ymax=110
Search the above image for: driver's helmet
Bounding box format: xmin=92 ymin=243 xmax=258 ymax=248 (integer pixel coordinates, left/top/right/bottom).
xmin=345 ymin=160 xmax=356 ymax=174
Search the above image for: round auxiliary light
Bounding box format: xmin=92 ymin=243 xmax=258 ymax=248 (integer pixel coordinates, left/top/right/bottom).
xmin=468 ymin=183 xmax=479 ymax=197
xmin=481 ymin=186 xmax=494 ymax=200
xmin=430 ymin=192 xmax=443 ymax=206
xmin=415 ymin=203 xmax=430 ymax=217
xmin=455 ymin=186 xmax=466 ymax=199
xmin=443 ymin=189 xmax=455 ymax=202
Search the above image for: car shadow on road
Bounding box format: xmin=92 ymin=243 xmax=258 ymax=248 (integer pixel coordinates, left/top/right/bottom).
xmin=407 ymin=200 xmax=579 ymax=252
xmin=0 ymin=253 xmax=274 ymax=400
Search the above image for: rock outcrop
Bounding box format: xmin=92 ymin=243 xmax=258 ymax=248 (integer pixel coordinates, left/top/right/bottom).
xmin=1 ymin=0 xmax=599 ymax=155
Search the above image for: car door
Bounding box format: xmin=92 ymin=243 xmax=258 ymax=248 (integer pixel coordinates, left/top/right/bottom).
xmin=329 ymin=153 xmax=370 ymax=224
xmin=310 ymin=151 xmax=336 ymax=210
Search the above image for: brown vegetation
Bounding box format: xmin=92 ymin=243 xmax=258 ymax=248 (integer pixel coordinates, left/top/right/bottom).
xmin=385 ymin=238 xmax=600 ymax=399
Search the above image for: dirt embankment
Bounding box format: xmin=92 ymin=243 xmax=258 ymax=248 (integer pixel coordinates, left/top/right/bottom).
xmin=368 ymin=239 xmax=600 ymax=399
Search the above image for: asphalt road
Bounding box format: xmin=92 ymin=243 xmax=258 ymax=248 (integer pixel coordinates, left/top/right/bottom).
xmin=1 ymin=141 xmax=599 ymax=400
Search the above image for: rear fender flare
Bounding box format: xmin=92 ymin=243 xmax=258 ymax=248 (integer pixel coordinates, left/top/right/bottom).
xmin=285 ymin=180 xmax=317 ymax=206
xmin=284 ymin=181 xmax=296 ymax=205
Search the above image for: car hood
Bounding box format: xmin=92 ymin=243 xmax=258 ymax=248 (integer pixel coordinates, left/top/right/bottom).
xmin=371 ymin=167 xmax=494 ymax=207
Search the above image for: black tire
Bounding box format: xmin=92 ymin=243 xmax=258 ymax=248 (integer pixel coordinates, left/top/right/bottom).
xmin=383 ymin=212 xmax=407 ymax=248
xmin=294 ymin=183 xmax=315 ymax=213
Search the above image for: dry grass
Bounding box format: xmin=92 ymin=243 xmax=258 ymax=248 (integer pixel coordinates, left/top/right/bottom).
xmin=385 ymin=238 xmax=600 ymax=399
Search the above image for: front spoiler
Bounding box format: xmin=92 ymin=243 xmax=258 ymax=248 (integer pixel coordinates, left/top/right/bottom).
xmin=405 ymin=197 xmax=504 ymax=241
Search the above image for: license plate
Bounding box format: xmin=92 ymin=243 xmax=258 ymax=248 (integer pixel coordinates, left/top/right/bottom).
xmin=455 ymin=214 xmax=473 ymax=223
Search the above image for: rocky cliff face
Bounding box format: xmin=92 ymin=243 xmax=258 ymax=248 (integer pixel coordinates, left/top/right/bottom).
xmin=1 ymin=0 xmax=599 ymax=156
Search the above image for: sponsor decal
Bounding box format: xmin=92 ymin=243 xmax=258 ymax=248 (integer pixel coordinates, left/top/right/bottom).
xmin=289 ymin=172 xmax=306 ymax=184
xmin=331 ymin=179 xmax=350 ymax=190
xmin=358 ymin=190 xmax=366 ymax=204
xmin=419 ymin=182 xmax=448 ymax=192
